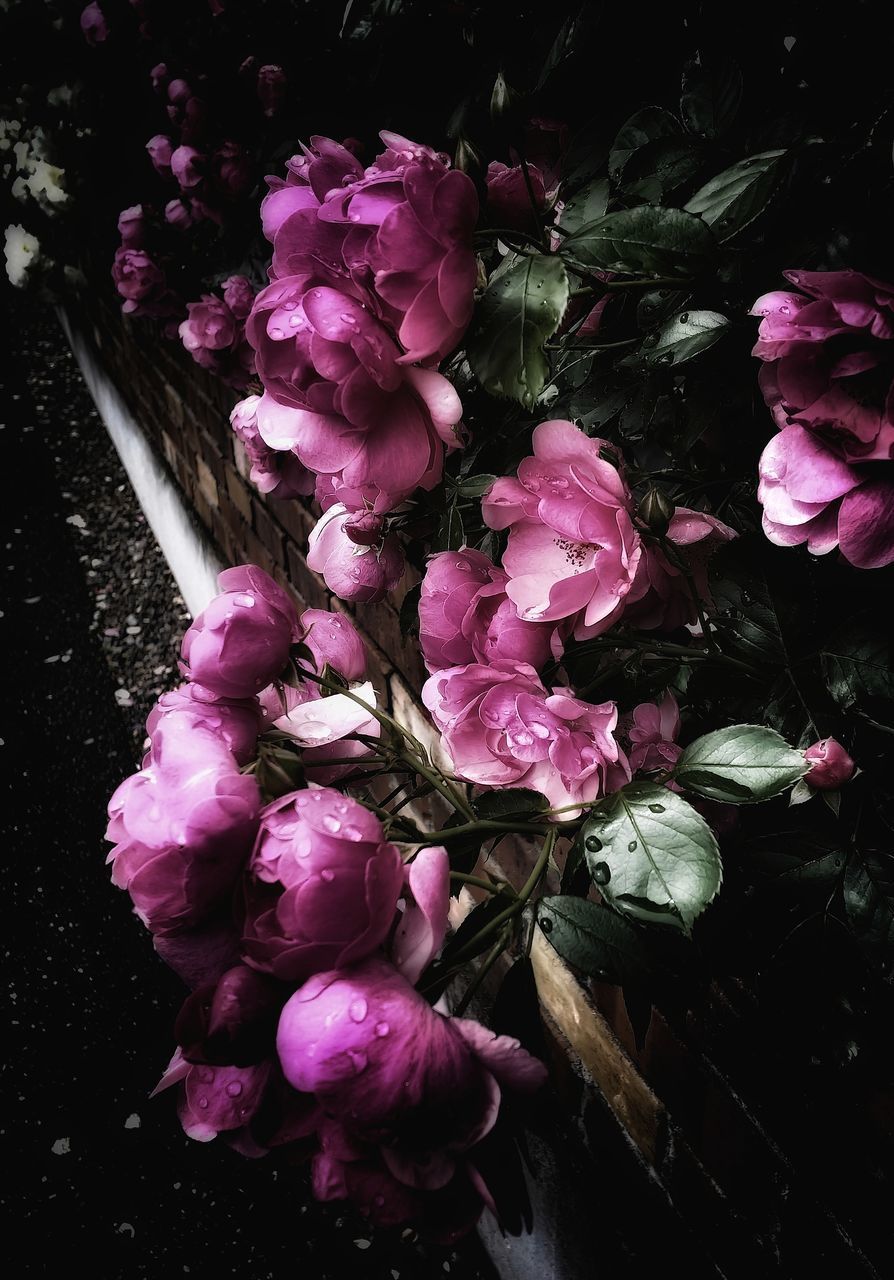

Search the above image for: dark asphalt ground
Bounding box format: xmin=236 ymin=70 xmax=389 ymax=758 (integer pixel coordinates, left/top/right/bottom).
xmin=1 ymin=307 xmax=500 ymax=1280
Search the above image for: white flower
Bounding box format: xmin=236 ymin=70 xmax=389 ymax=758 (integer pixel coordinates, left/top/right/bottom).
xmin=4 ymin=223 xmax=41 ymax=287
xmin=26 ymin=160 xmax=68 ymax=208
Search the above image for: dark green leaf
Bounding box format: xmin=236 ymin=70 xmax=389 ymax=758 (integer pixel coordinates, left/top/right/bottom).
xmin=675 ymin=724 xmax=807 ymax=803
xmin=681 ymin=56 xmax=743 ymax=138
xmin=562 ymin=206 xmax=716 ymax=277
xmin=398 ymin=582 xmax=422 ymax=638
xmin=556 ymin=177 xmax=609 ymax=237
xmin=468 ymin=253 xmax=570 ymax=408
xmin=822 ymin=616 xmax=894 ymax=732
xmin=745 ymin=831 xmax=845 ymax=887
xmin=621 ymin=138 xmax=705 ymax=202
xmin=580 ymin=784 xmax=722 ymax=932
xmin=456 ymin=473 xmax=498 ymax=499
xmin=538 ymin=896 xmax=651 ymax=984
xmin=440 ymin=502 xmax=465 ymax=551
xmin=636 ymin=308 xmax=729 ymax=367
xmin=843 ymin=853 xmax=894 ymax=971
xmin=608 ymin=106 xmax=680 ymax=180
xmin=684 ymin=150 xmax=788 ymax=241
xmin=636 ymin=288 xmax=690 ymax=330
xmin=474 ymin=788 xmax=549 ymax=819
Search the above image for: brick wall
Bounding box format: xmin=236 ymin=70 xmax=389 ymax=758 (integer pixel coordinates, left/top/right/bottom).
xmin=74 ymin=295 xmax=886 ymax=1279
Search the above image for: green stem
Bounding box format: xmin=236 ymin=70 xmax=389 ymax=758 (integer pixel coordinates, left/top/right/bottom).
xmin=449 ymin=871 xmax=514 ymax=895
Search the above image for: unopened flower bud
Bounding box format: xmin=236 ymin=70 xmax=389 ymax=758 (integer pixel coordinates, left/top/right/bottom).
xmin=804 ymin=737 xmax=855 ymax=790
xmin=344 ymin=510 xmax=385 ymax=546
xmin=638 ymin=486 xmax=675 ymax=537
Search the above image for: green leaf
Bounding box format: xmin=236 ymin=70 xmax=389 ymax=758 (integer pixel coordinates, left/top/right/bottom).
xmin=680 ymin=56 xmax=743 ymax=138
xmin=474 ymin=788 xmax=549 ymax=819
xmin=843 ymin=853 xmax=894 ymax=970
xmin=561 ymin=206 xmax=716 ymax=277
xmin=398 ymin=582 xmax=422 ymax=638
xmin=684 ymin=150 xmax=788 ymax=241
xmin=538 ymin=896 xmax=651 ymax=984
xmin=621 ymin=138 xmax=705 ymax=202
xmin=440 ymin=501 xmax=465 ymax=551
xmin=675 ymin=725 xmax=807 ymax=803
xmin=468 ymin=253 xmax=570 ymax=408
xmin=608 ymin=106 xmax=680 ymax=180
xmin=556 ymin=177 xmax=610 ymax=237
xmin=636 ymin=308 xmax=729 ymax=367
xmin=580 ymin=783 xmax=722 ymax=932
xmin=822 ymin=616 xmax=894 ymax=732
xmin=455 ymin=473 xmax=498 ymax=499
xmin=744 ymin=831 xmax=845 ymax=887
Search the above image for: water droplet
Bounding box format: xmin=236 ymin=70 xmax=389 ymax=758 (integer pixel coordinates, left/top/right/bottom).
xmin=320 ymin=868 xmax=335 ymax=883
xmin=540 ymin=917 xmax=553 ymax=934
xmin=233 ymin=592 xmax=255 ymax=608
xmin=679 ymin=312 xmax=689 ymax=324
xmin=269 ymin=326 xmax=285 ymax=340
xmin=298 ymin=720 xmax=332 ymax=742
xmin=531 ymin=722 xmax=550 ymax=739
xmin=591 ymin=861 xmax=611 ymax=885
xmin=648 ymin=803 xmax=665 ymax=813
xmin=510 ymin=729 xmax=534 ymax=749
xmin=585 ymin=835 xmax=602 ymax=853
xmin=225 ymin=1081 xmax=243 ymax=1098
xmin=628 ymin=840 xmax=638 ymax=852
xmin=349 ymin=998 xmax=368 ymax=1023
xmin=322 ymin=814 xmax=341 ymax=834
xmin=289 ymin=314 xmax=302 ymax=327
xmin=198 ymin=1097 xmax=209 ymax=1109
xmin=343 ymin=824 xmax=363 ymax=841
xmin=375 ymin=1021 xmax=389 ymax=1037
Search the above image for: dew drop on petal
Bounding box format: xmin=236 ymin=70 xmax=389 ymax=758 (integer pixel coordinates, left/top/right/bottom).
xmin=349 ymin=998 xmax=368 ymax=1023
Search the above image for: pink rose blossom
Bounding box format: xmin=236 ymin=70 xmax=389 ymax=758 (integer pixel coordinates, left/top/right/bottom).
xmin=167 ymin=78 xmax=191 ymax=106
xmin=221 ymin=274 xmax=255 ymax=319
xmin=422 ymin=659 xmax=630 ymax=811
xmin=164 ymin=198 xmax=194 ymax=230
xmin=419 ymin=548 xmax=556 ymax=675
xmin=117 ymin=204 xmax=145 ymax=250
xmin=260 ymin=136 xmax=363 ymax=244
xmin=758 ymin=425 xmax=894 ymax=568
xmin=171 ymin=145 xmax=205 ymax=191
xmin=179 ymin=294 xmax=255 ymax=389
xmin=146 ymin=681 xmax=261 ymax=765
xmin=150 ymin=63 xmax=168 ymax=93
xmin=307 ymin=505 xmax=405 ymax=603
xmin=180 ymin=564 xmax=299 ymax=699
xmin=106 ymin=711 xmax=260 ymax=935
xmin=146 ymin=134 xmax=174 ymax=177
xmin=298 ymin=607 xmax=368 ymax=682
xmin=277 ymin=956 xmax=546 ymax=1234
xmin=804 ymin=737 xmax=856 ymax=790
xmin=111 ymin=247 xmax=178 ymax=318
xmin=229 ymin=395 xmax=314 ymax=500
xmin=80 ymin=2 xmax=108 ymax=45
xmin=241 ymin=790 xmax=405 ymax=981
xmin=625 ymin=691 xmax=682 ymax=774
xmin=483 ymin=419 xmax=642 ymax=638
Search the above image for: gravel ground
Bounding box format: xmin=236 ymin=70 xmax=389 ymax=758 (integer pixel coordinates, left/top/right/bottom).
xmin=2 ymin=305 xmax=500 ymax=1280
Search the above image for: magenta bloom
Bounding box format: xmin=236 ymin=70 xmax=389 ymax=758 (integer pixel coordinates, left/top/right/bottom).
xmin=171 ymin=145 xmax=205 ymax=191
xmin=483 ymin=420 xmax=642 ymax=638
xmin=180 ymin=294 xmax=255 ymax=389
xmin=181 ymin=564 xmax=299 ymax=699
xmin=751 ymin=271 xmax=894 ymax=461
xmin=117 ymin=205 xmax=145 ymax=249
xmin=257 ymin=65 xmax=287 ymax=117
xmin=221 ymin=274 xmax=255 ymax=319
xmin=625 ymin=691 xmax=682 ymax=774
xmin=111 ymin=247 xmax=177 ymax=318
xmin=230 ymin=395 xmax=314 ymax=500
xmin=804 ymin=737 xmax=856 ymax=790
xmin=758 ymin=425 xmax=894 ymax=568
xmin=80 ymin=2 xmax=108 ymax=45
xmin=246 ymin=269 xmax=463 ymax=507
xmin=145 ymin=682 xmax=260 ymax=766
xmin=260 ymin=136 xmax=363 ymax=244
xmin=164 ymin=198 xmax=194 ymax=230
xmin=624 ymin=507 xmax=736 ymax=631
xmin=106 ymin=711 xmax=260 ymax=934
xmin=486 ymin=161 xmax=547 ymax=231
xmin=307 ymin=505 xmax=405 ymax=603
xmin=277 ymin=956 xmax=545 ymax=1226
xmin=419 ymin=548 xmax=556 ymax=674
xmin=146 ymin=134 xmax=174 ymax=177
xmin=298 ymin=607 xmax=368 ymax=682
xmin=422 ymin=659 xmax=630 ymax=811
xmin=241 ymin=790 xmax=405 ymax=981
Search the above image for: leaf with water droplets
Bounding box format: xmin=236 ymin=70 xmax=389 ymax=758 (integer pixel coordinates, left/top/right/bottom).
xmin=674 ymin=724 xmax=807 ymax=803
xmin=684 ymin=149 xmax=789 ymax=241
xmin=556 ymin=177 xmax=610 ymax=237
xmin=538 ymin=896 xmax=651 ymax=984
xmin=633 ymin=309 xmax=729 ymax=368
xmin=561 ymin=205 xmax=717 ymax=277
xmin=580 ymin=784 xmax=722 ymax=932
xmin=468 ymin=252 xmax=570 ymax=408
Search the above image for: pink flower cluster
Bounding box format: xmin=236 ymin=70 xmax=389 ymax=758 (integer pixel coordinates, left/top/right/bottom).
xmin=752 ymin=270 xmax=894 ymax=568
xmin=105 ymin=562 xmax=546 ymax=1239
xmin=179 ymin=275 xmax=257 ymax=389
xmin=243 ymin=132 xmax=479 ymax=602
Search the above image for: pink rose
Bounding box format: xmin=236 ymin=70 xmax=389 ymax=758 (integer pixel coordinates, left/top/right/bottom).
xmin=106 ymin=711 xmax=260 ymax=934
xmin=625 ymin=691 xmax=682 ymax=774
xmin=277 ymin=956 xmax=546 ymax=1233
xmin=804 ymin=737 xmax=856 ymax=790
xmin=171 ymin=145 xmax=205 ymax=191
xmin=624 ymin=507 xmax=737 ymax=631
xmin=241 ymin=790 xmax=405 ymax=981
xmin=211 ymin=140 xmax=252 ymax=201
xmin=111 ymin=247 xmax=178 ymax=318
xmin=306 ymin=505 xmax=405 ymax=604
xmin=150 ymin=63 xmax=168 ymax=93
xmin=146 ymin=134 xmax=174 ymax=177
xmin=422 ymin=659 xmax=630 ymax=811
xmin=180 ymin=564 xmax=299 ymax=699
xmin=758 ymin=425 xmax=894 ymax=568
xmin=221 ymin=274 xmax=255 ymax=319
xmin=752 ymin=271 xmax=894 ymax=461
xmin=164 ymin=198 xmax=194 ymax=230
xmin=246 ymin=271 xmax=462 ymax=507
xmin=229 ymin=395 xmax=314 ymax=500
xmin=298 ymin=607 xmax=367 ymax=682
xmin=419 ymin=548 xmax=556 ymax=674
xmin=167 ymin=78 xmax=191 ymax=106
xmin=117 ymin=204 xmax=145 ymax=249
xmin=260 ymin=136 xmax=363 ymax=244
xmin=180 ymin=294 xmax=255 ymax=389
xmin=146 ymin=681 xmax=260 ymax=765
xmin=483 ymin=419 xmax=642 ymax=638
xmin=80 ymin=2 xmax=108 ymax=45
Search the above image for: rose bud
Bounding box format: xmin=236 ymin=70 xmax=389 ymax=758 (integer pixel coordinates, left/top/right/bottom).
xmin=80 ymin=2 xmax=108 ymax=45
xmin=146 ymin=134 xmax=174 ymax=177
xmin=344 ymin=510 xmax=385 ymax=547
xmin=257 ymin=64 xmax=287 ymax=117
xmin=171 ymin=144 xmax=205 ymax=191
xmin=307 ymin=505 xmax=405 ymax=604
xmin=164 ymin=198 xmax=194 ymax=230
xmin=180 ymin=564 xmax=299 ymax=699
xmin=241 ymin=789 xmax=404 ymax=982
xmin=804 ymin=737 xmax=855 ymax=790
xmin=298 ymin=607 xmax=367 ymax=683
xmin=117 ymin=204 xmax=145 ymax=250
xmin=175 ymin=964 xmax=286 ymax=1066
xmin=638 ymin=486 xmax=675 ymax=538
